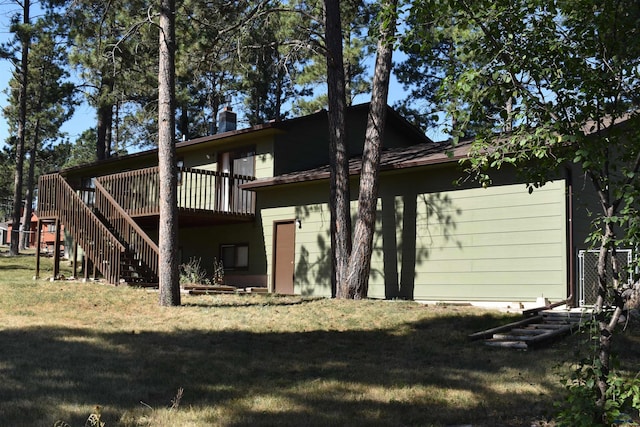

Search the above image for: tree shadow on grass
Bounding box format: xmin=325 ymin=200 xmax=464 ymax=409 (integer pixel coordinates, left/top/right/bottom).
xmin=0 ymin=264 xmax=35 ymax=271
xmin=0 ymin=312 xmax=637 ymax=426
xmin=183 ymin=296 xmax=323 ymax=309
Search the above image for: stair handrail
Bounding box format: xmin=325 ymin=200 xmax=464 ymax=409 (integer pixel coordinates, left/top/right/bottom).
xmin=37 ymin=173 xmax=125 ymax=284
xmin=94 ymin=179 xmax=159 ymax=280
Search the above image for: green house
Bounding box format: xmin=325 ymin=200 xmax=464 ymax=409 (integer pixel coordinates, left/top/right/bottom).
xmin=36 ymin=104 xmax=596 ymax=308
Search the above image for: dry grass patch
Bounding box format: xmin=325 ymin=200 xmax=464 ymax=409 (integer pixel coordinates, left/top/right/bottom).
xmin=0 ymin=248 xmax=638 ymax=426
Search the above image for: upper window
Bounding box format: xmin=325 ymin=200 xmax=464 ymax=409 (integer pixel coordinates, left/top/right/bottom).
xmin=233 ymin=148 xmax=255 ymax=177
xmin=218 ymin=147 xmax=255 ymax=177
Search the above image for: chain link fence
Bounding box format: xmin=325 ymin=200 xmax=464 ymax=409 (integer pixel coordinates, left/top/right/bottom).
xmin=578 ymin=249 xmax=633 ymax=306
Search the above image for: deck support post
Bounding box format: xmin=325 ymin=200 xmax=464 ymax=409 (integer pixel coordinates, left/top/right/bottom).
xmin=53 ymin=217 xmax=61 ymax=279
xmin=34 ymin=218 xmax=42 ymax=279
xmin=84 ymin=255 xmax=91 ymax=281
xmin=72 ymin=240 xmax=79 ymax=279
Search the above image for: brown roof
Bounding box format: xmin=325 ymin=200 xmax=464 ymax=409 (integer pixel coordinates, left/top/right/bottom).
xmin=242 ymin=139 xmax=472 ymax=190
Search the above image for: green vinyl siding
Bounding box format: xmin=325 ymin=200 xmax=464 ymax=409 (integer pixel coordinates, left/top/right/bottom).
xmin=368 ymin=179 xmax=567 ymax=301
xmin=254 ymin=140 xmax=274 ymax=179
xmin=183 ymin=151 xmax=217 ymax=171
xmin=178 ymin=136 xmax=274 ymax=178
xmin=261 ymin=201 xmax=333 ymax=295
xmin=260 ymin=175 xmax=567 ymax=302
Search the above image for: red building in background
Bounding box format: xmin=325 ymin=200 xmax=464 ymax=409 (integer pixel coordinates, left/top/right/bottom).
xmin=3 ymin=213 xmax=63 ymax=253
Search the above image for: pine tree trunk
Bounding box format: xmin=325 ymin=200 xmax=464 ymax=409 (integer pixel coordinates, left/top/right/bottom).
xmin=158 ymin=0 xmax=180 ymax=306
xmin=20 ymin=124 xmax=39 ymax=251
xmin=10 ymin=0 xmax=30 ymax=257
xmin=96 ymin=77 xmax=114 ymax=161
xmin=324 ymin=0 xmax=352 ymax=298
xmin=343 ymin=0 xmax=397 ymax=299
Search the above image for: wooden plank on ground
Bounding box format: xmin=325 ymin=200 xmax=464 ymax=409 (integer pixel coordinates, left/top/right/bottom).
xmin=468 ymin=315 xmax=543 ymax=341
xmin=543 ymin=311 xmax=592 ymax=321
xmin=493 ymin=332 xmax=541 ymax=341
xmin=184 ymin=284 xmax=237 ymax=292
xmin=484 ymin=340 xmax=528 ymax=350
xmin=525 ymin=324 xmax=574 ymax=346
xmin=531 ymin=323 xmax=568 ymax=329
xmin=189 ymin=289 xmax=236 ymax=295
xmin=510 ymin=328 xmax=547 ymax=335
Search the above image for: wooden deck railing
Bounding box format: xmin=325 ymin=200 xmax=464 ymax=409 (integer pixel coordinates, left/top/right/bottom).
xmin=94 ymin=180 xmax=159 ymax=280
xmin=96 ymin=166 xmax=256 ymax=216
xmin=37 ymin=174 xmax=125 ymax=284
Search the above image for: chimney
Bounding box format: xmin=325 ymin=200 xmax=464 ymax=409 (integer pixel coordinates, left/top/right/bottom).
xmin=217 ymin=106 xmax=237 ymax=133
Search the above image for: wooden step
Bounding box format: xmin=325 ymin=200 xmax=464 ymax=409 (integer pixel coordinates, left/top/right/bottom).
xmin=468 ymin=315 xmax=543 ymax=340
xmin=484 ymin=340 xmax=528 ymax=349
xmin=509 ymin=328 xmax=547 ymax=335
xmin=493 ymin=332 xmax=540 ymax=341
xmin=530 ymin=323 xmax=568 ymax=329
xmin=543 ymin=310 xmax=592 ymax=321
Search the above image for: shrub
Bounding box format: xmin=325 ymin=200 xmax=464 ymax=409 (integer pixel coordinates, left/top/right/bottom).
xmin=212 ymin=257 xmax=224 ymax=284
xmin=179 ymin=257 xmax=210 ymax=285
xmin=555 ymin=320 xmax=640 ymax=426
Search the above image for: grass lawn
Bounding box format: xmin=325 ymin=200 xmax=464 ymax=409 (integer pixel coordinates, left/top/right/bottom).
xmin=0 ymin=248 xmax=638 ymax=426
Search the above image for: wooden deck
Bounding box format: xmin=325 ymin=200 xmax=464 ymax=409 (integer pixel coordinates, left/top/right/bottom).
xmin=37 ymin=167 xmax=257 ymax=285
xmin=96 ymin=166 xmax=256 ymax=218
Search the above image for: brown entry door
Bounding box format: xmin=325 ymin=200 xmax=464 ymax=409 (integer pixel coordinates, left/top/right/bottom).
xmin=273 ymin=221 xmax=295 ymax=294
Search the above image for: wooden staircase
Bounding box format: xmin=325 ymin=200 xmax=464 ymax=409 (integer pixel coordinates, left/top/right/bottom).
xmin=94 ymin=178 xmax=159 ymax=285
xmin=469 ymin=309 xmax=592 ymax=349
xmin=37 ymin=173 xmax=159 ymax=285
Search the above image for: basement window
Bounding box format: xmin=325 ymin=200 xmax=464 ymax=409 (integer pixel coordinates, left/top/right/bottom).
xmin=220 ymin=243 xmax=249 ymax=270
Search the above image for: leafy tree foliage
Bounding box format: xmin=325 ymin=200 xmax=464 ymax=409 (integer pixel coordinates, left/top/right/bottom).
xmin=401 ymin=0 xmax=640 ymax=421
xmin=172 ymin=1 xmax=373 ymax=129
xmin=66 ymin=0 xmax=158 ymax=159
xmin=175 ymin=0 xmax=256 ymax=137
xmin=288 ymin=0 xmax=376 ymax=116
xmin=0 ymin=147 xmax=15 ymax=221
xmin=58 ymin=129 xmax=100 ymax=169
xmin=174 ymin=1 xmax=298 ymax=132
xmin=3 ymin=0 xmax=31 ymax=255
xmin=0 ymin=0 xmax=375 ymax=164
xmin=236 ymin=3 xmax=300 ymax=125
xmin=3 ymin=9 xmax=76 ymax=249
